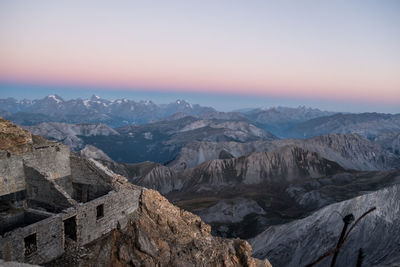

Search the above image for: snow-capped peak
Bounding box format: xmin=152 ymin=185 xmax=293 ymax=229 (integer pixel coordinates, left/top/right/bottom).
xmin=175 ymin=99 xmax=192 ymax=108
xmin=47 ymin=95 xmax=63 ymax=103
xmin=90 ymin=94 xmax=101 ymax=101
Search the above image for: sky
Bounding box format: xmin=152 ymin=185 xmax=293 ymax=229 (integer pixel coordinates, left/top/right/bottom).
xmin=0 ymin=0 xmax=399 ymax=113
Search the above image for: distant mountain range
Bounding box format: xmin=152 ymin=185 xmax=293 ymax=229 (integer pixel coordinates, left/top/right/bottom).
xmin=2 ymin=95 xmax=400 ymax=140
xmin=0 ymin=95 xmax=215 ymax=127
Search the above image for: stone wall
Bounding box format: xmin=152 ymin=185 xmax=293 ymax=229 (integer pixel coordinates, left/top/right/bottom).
xmin=24 ymin=166 xmax=75 ymax=213
xmin=70 ymin=156 xmax=113 ymax=202
xmin=53 ymin=176 xmax=73 ymax=198
xmin=0 ymin=213 xmax=64 ymax=265
xmin=0 ymin=187 xmax=142 ymax=264
xmin=0 ymin=144 xmax=71 ymax=197
xmin=75 ymin=188 xmax=141 ymax=245
xmin=23 ymin=145 xmax=71 ymax=181
xmin=0 ymin=152 xmax=25 ymax=196
xmin=70 ymin=155 xmax=112 ymax=186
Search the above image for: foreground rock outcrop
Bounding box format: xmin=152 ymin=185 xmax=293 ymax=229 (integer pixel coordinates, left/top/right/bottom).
xmin=0 ymin=117 xmax=32 ymax=154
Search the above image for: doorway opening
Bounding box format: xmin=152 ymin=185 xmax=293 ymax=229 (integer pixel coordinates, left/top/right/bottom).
xmin=63 ymin=216 xmax=77 ymax=242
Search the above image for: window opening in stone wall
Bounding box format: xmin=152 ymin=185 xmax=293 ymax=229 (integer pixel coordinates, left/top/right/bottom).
xmin=96 ymin=204 xmax=104 ymax=219
xmin=24 ymin=233 xmax=37 ymax=256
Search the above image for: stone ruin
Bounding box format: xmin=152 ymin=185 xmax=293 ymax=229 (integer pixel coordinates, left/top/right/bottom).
xmin=0 ymin=120 xmax=141 ymax=265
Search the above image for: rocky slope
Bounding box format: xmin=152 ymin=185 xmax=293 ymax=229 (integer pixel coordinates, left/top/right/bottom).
xmin=181 ymin=146 xmax=343 ymax=189
xmin=0 ymin=116 xmax=32 ymax=154
xmin=117 ymin=146 xmax=344 ymax=195
xmin=79 ymin=145 xmax=112 ymax=161
xmin=23 ymin=122 xmax=119 ymax=150
xmin=178 ymin=120 xmax=275 ymax=141
xmin=250 ymin=183 xmax=400 ymax=267
xmin=198 ymin=111 xmax=249 ymax=121
xmin=169 ymin=134 xmax=400 ymax=171
xmin=244 ymin=106 xmax=335 ymax=137
xmin=273 ymin=134 xmax=400 ymax=171
xmin=167 ymin=140 xmax=275 ymax=170
xmin=196 ymin=198 xmax=266 ymax=224
xmin=373 ymin=132 xmax=400 ymax=156
xmin=287 ymin=112 xmax=400 ymax=139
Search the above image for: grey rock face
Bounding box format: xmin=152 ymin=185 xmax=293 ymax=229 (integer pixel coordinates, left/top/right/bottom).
xmin=288 ymin=112 xmax=400 ymax=139
xmin=110 ymin=145 xmax=343 ymax=196
xmin=100 ymin=161 xmax=182 ymax=195
xmin=244 ymin=106 xmax=336 ymax=137
xmin=133 ymin=164 xmax=182 ymax=194
xmin=167 ymin=141 xmax=276 ymax=170
xmin=23 ymin=122 xmax=118 ymax=150
xmin=79 ymin=145 xmax=112 ymax=161
xmin=273 ymin=134 xmax=400 ymax=171
xmin=178 ymin=119 xmax=277 ymax=141
xmin=246 ymin=106 xmax=335 ymax=125
xmin=373 ymin=132 xmax=400 ymax=156
xmin=250 ymin=184 xmax=400 ymax=267
xmin=183 ymin=146 xmax=344 ymax=189
xmin=169 ymin=134 xmax=400 ymax=171
xmin=197 ymin=198 xmax=265 ymax=223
